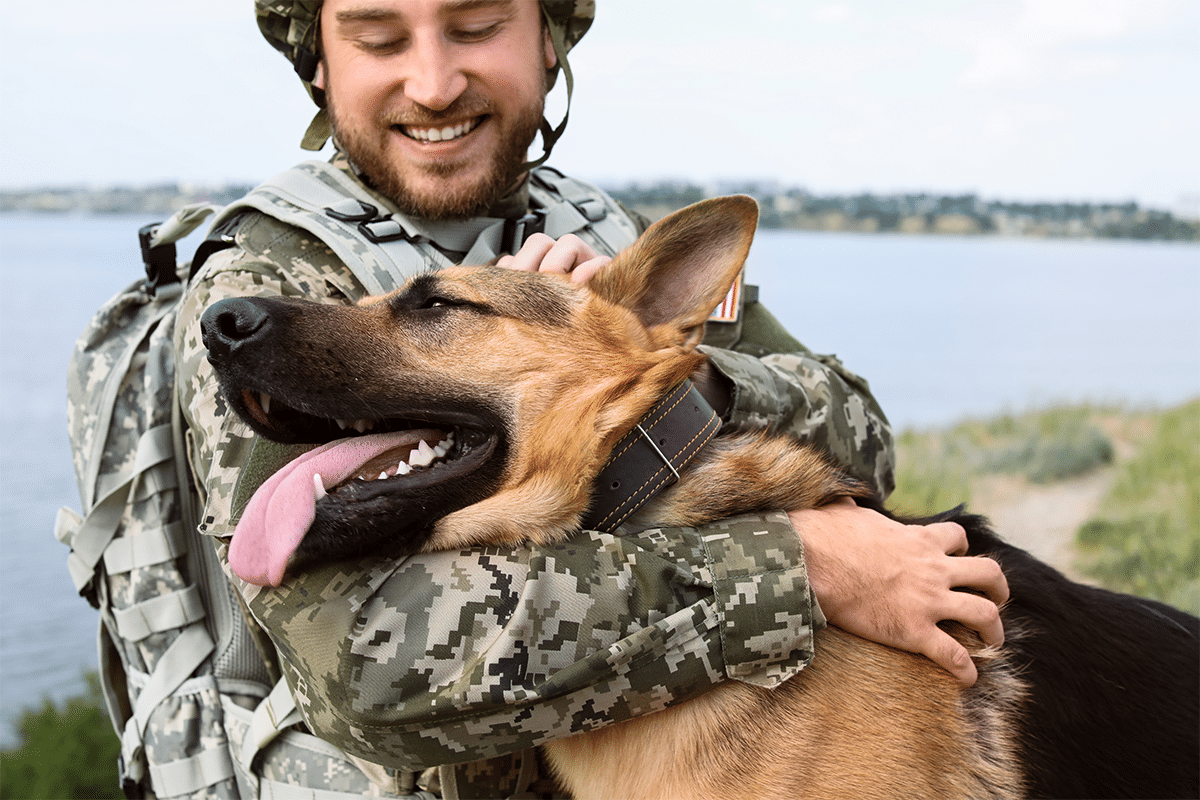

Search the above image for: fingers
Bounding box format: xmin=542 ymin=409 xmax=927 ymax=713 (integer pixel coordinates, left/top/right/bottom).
xmin=928 ymin=520 xmax=969 ymax=557
xmin=568 ymin=255 xmax=612 ymax=285
xmin=495 ymin=233 xmax=556 ymax=272
xmin=948 ymin=553 xmax=1010 ymax=606
xmin=943 ymin=587 xmax=1006 ymax=648
xmin=921 ymin=629 xmax=979 ymax=688
xmin=495 ymin=233 xmax=610 ymax=282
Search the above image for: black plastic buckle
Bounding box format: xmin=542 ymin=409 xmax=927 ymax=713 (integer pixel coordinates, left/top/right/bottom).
xmin=325 ymin=200 xmax=379 ymax=223
xmin=139 ymin=222 xmax=178 ymax=294
xmin=326 ymin=202 xmax=425 ymax=246
xmin=118 ymin=755 xmax=144 ymax=799
xmin=502 ymin=210 xmax=547 ymax=254
xmin=293 ymin=46 xmax=319 ymax=83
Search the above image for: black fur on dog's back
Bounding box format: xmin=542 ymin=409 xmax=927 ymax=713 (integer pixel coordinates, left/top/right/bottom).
xmin=896 ymin=503 xmax=1200 ymax=799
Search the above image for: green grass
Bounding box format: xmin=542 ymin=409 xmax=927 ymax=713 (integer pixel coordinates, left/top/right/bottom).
xmin=892 ymin=400 xmax=1198 ymax=614
xmin=890 ymin=404 xmax=1116 ymax=516
xmin=1075 ymin=400 xmax=1200 ymax=612
xmin=0 ymin=672 xmax=121 ymax=799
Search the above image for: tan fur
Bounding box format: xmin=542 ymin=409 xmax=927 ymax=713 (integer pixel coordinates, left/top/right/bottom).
xmin=274 ymin=197 xmax=1028 ymax=797
xmin=545 ymin=628 xmax=1023 ymax=800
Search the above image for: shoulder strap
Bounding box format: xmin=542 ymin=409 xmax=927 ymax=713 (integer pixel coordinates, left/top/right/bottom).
xmin=202 ymin=161 xmax=645 ymax=293
xmin=204 ymin=161 xmax=453 ymax=294
xmin=529 ymin=167 xmax=642 ymax=257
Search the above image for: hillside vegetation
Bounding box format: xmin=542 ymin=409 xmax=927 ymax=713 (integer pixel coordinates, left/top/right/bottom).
xmin=891 ymin=399 xmax=1199 ymax=612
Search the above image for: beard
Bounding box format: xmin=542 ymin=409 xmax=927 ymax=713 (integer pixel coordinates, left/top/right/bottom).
xmin=326 ymin=85 xmax=546 ymax=221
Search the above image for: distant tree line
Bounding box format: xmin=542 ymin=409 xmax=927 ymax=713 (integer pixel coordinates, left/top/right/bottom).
xmin=2 ymin=180 xmax=1196 ymax=241
xmin=607 ymin=182 xmax=1199 ymax=242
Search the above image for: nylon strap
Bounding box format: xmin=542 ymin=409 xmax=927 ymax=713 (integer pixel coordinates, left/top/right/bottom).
xmin=65 ymin=425 xmax=176 ymax=595
xmin=239 ymin=677 xmax=304 ymax=777
xmin=112 ymin=585 xmax=208 ymax=642
xmin=148 ymin=746 xmax=235 ymax=798
xmin=102 ymin=521 xmax=186 ymax=574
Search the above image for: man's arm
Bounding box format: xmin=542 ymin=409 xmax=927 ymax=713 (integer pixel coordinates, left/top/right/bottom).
xmin=502 ymin=233 xmax=1009 ymax=686
xmin=175 ymin=221 xmax=826 ymax=772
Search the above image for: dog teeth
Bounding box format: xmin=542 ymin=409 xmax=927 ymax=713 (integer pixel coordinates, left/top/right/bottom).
xmin=313 ymin=473 xmax=326 ymax=501
xmin=336 ymin=419 xmax=349 ymax=430
xmin=409 ymin=440 xmax=436 ymax=468
xmin=259 ymin=393 xmax=272 ymax=415
xmin=341 ymin=431 xmax=457 ymax=484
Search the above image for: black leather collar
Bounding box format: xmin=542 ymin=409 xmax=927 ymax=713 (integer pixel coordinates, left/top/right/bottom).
xmin=581 ymin=380 xmax=720 ymax=533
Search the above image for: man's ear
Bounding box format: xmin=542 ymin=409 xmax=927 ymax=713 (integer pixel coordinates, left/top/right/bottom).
xmin=543 ymin=26 xmax=558 ymax=70
xmin=589 ymin=196 xmax=759 ymax=347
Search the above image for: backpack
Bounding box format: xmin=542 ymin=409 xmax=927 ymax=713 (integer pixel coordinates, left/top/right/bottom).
xmin=54 ymin=161 xmax=640 ymax=800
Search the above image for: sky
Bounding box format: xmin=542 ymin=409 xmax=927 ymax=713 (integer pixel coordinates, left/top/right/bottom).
xmin=2 ymin=0 xmax=1197 ymax=213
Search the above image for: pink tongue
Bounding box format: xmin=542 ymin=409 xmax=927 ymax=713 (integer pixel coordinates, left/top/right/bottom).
xmin=229 ymin=430 xmax=434 ymax=586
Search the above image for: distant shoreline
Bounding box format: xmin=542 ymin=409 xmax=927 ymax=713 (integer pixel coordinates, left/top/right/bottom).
xmin=2 ymin=181 xmax=1196 ymax=242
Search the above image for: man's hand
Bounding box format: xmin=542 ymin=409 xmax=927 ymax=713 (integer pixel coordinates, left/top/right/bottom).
xmin=496 ymin=233 xmax=611 ymax=285
xmin=791 ymin=498 xmax=1009 ymax=687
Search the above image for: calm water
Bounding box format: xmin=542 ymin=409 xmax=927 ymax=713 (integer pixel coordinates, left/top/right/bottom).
xmin=1 ymin=212 xmax=1197 ymax=744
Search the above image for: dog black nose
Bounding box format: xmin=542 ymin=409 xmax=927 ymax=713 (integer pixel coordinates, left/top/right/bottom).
xmin=201 ymin=297 xmax=272 ymax=366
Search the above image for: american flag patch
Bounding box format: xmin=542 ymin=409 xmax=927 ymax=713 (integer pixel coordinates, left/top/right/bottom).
xmin=708 ymin=270 xmax=742 ymax=323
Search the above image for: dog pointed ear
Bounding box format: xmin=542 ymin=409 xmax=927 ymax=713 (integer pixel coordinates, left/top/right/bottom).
xmin=590 ymin=196 xmax=758 ymax=344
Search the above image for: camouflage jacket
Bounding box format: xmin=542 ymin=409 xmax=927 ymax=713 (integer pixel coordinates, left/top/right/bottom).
xmin=174 ymin=159 xmax=895 ymax=794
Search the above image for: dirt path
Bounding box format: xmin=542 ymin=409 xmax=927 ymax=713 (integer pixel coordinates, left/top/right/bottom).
xmin=970 ymin=469 xmax=1115 ymax=583
xmin=959 ymin=411 xmax=1154 ymax=583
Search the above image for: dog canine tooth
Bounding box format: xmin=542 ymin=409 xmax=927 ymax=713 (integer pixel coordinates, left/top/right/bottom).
xmin=259 ymin=393 xmax=271 ymax=415
xmin=313 ymin=473 xmax=326 ymax=501
xmin=409 ymin=441 xmax=435 ymax=467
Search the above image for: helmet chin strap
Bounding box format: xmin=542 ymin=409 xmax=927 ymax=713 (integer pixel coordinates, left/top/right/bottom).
xmin=301 ymin=107 xmax=333 ymax=152
xmin=522 ymin=14 xmax=574 ymax=171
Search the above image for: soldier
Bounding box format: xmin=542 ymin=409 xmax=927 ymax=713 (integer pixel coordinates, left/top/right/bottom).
xmin=174 ymin=0 xmax=1008 ymax=795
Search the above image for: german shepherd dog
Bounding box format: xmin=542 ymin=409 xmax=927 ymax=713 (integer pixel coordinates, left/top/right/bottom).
xmin=202 ymin=197 xmax=1199 ymax=799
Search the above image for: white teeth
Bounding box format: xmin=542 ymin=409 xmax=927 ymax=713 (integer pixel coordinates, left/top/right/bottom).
xmin=260 ymin=393 xmax=271 ymax=415
xmin=336 ymin=431 xmax=456 ymax=487
xmin=313 ymin=473 xmax=326 ymax=500
xmin=407 ymin=120 xmax=475 ymax=142
xmin=409 ymin=440 xmax=436 ymax=467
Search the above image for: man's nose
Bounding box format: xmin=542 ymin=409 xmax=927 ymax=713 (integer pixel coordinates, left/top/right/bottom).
xmin=402 ymin=35 xmax=468 ymax=111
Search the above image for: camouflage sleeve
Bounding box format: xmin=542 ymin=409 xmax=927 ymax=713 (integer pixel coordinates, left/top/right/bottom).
xmin=174 ymin=218 xmax=823 ymax=775
xmin=700 ymin=301 xmax=896 ymax=498
xmin=227 ymin=512 xmax=817 ymax=772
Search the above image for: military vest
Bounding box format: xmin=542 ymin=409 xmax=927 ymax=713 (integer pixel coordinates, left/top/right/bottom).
xmin=57 ymin=159 xmax=647 ymax=800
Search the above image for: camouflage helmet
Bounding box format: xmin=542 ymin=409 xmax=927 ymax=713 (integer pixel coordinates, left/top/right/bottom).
xmin=254 ymin=0 xmax=594 ymax=160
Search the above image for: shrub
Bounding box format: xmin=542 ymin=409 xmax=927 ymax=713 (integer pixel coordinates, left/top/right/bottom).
xmin=1077 ymin=401 xmax=1200 ymax=612
xmin=0 ymin=672 xmax=121 ymax=800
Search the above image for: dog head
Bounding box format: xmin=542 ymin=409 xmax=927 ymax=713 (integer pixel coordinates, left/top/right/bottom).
xmin=202 ymin=195 xmax=757 ymax=585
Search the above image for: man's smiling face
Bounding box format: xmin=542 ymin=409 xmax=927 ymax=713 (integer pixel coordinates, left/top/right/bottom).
xmin=316 ymin=0 xmax=555 ymax=219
